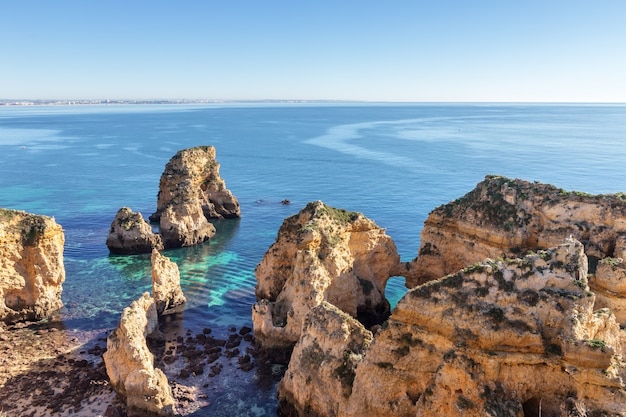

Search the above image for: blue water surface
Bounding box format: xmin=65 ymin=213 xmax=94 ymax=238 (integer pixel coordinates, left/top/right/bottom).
xmin=1 ymin=103 xmax=626 ymax=415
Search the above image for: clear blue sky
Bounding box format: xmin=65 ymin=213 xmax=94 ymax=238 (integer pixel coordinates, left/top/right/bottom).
xmin=2 ymin=1 xmax=625 ymax=102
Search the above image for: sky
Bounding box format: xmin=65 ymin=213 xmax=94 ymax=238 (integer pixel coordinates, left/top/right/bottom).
xmin=1 ymin=1 xmax=625 ymax=102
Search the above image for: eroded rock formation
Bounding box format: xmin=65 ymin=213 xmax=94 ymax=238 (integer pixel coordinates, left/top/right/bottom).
xmin=0 ymin=208 xmax=65 ymax=322
xmin=150 ymin=146 xmax=240 ymax=223
xmin=408 ymin=175 xmax=626 ymax=288
xmin=108 ymin=146 xmax=239 ymax=253
xmin=151 ymin=249 xmax=186 ymax=315
xmin=592 ymin=257 xmax=626 ymax=325
xmin=252 ymin=201 xmax=404 ymax=348
xmin=106 ymin=207 xmax=164 ymax=255
xmin=158 ymin=201 xmax=216 ymax=249
xmin=279 ymin=240 xmax=626 ymax=417
xmin=103 ymin=293 xmax=175 ymax=416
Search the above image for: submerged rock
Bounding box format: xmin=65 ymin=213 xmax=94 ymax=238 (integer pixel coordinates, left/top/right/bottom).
xmin=279 ymin=239 xmax=626 ymax=417
xmin=253 ymin=201 xmax=405 ymax=348
xmin=0 ymin=208 xmax=65 ymax=322
xmin=151 ymin=249 xmax=186 ymax=315
xmin=106 ymin=207 xmax=163 ymax=254
xmin=103 ymin=293 xmax=175 ymax=417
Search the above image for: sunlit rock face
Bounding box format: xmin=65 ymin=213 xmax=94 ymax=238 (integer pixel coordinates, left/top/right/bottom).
xmin=103 ymin=293 xmax=175 ymax=417
xmin=148 ymin=146 xmax=239 ymax=249
xmin=253 ymin=201 xmax=405 ymax=348
xmin=151 ymin=249 xmax=186 ymax=315
xmin=408 ymin=175 xmax=626 ymax=292
xmin=0 ymin=208 xmax=65 ymax=323
xmin=150 ymin=145 xmax=240 ymax=223
xmin=279 ymin=240 xmax=626 ymax=417
xmin=106 ymin=207 xmax=164 ymax=254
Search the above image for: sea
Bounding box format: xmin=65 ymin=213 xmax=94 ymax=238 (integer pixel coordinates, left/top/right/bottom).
xmin=1 ymin=103 xmax=625 ymax=415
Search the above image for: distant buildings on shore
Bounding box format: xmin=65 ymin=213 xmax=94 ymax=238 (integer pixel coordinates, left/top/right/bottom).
xmin=0 ymin=99 xmax=226 ymax=106
xmin=0 ymin=99 xmax=350 ymax=106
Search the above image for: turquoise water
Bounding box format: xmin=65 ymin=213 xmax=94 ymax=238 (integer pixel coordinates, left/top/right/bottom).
xmin=1 ymin=103 xmax=626 ymax=415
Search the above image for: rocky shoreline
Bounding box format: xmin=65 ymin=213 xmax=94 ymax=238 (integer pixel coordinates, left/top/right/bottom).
xmin=0 ymin=318 xmax=286 ymax=417
xmin=4 ymin=170 xmax=626 ymax=416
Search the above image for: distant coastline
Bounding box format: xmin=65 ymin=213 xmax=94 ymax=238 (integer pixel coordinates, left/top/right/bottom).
xmin=0 ymin=99 xmax=359 ymax=107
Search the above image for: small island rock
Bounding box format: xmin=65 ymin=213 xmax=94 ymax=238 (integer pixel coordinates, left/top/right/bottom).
xmin=106 ymin=207 xmax=163 ymax=255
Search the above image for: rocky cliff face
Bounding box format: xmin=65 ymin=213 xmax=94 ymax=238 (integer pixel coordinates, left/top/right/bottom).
xmin=106 ymin=207 xmax=164 ymax=254
xmin=253 ymin=201 xmax=404 ymax=348
xmin=279 ymin=240 xmax=626 ymax=417
xmin=150 ymin=146 xmax=238 ymax=249
xmin=151 ymin=249 xmax=186 ymax=315
xmin=150 ymin=146 xmax=240 ymax=223
xmin=408 ymin=175 xmax=626 ymax=290
xmin=0 ymin=208 xmax=65 ymax=322
xmin=103 ymin=293 xmax=175 ymax=417
xmin=109 ymin=146 xmax=239 ymax=253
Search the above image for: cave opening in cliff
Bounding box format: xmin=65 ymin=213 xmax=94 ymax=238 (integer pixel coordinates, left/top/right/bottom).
xmin=522 ymin=397 xmax=560 ymax=417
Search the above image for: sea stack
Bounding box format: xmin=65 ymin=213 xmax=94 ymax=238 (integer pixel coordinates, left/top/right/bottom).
xmin=150 ymin=145 xmax=240 ymax=223
xmin=107 ymin=146 xmax=241 ymax=253
xmin=106 ymin=207 xmax=164 ymax=255
xmin=0 ymin=208 xmax=65 ymax=323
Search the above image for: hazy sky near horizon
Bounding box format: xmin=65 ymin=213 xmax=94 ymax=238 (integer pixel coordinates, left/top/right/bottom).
xmin=2 ymin=1 xmax=625 ymax=102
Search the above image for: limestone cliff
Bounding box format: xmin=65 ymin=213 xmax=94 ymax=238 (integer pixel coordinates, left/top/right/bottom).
xmin=592 ymin=257 xmax=626 ymax=325
xmin=279 ymin=240 xmax=626 ymax=417
xmin=150 ymin=146 xmax=240 ymax=223
xmin=253 ymin=201 xmax=404 ymax=348
xmin=408 ymin=175 xmax=626 ymax=291
xmin=158 ymin=201 xmax=216 ymax=249
xmin=151 ymin=249 xmax=186 ymax=315
xmin=278 ymin=302 xmax=372 ymax=417
xmin=0 ymin=208 xmax=65 ymax=322
xmin=106 ymin=207 xmax=164 ymax=254
xmin=103 ymin=293 xmax=175 ymax=416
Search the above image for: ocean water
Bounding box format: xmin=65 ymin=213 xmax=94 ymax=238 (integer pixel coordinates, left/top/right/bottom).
xmin=1 ymin=103 xmax=626 ymax=414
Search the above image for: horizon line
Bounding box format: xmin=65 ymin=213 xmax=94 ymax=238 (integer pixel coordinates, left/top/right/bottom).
xmin=1 ymin=98 xmax=625 ymax=106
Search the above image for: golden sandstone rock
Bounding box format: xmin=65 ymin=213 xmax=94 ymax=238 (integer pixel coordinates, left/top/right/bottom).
xmin=0 ymin=208 xmax=65 ymax=322
xmin=150 ymin=145 xmax=240 ymax=223
xmin=409 ymin=175 xmax=626 ymax=288
xmin=261 ymin=179 xmax=626 ymax=417
xmin=108 ymin=146 xmax=239 ymax=253
xmin=150 ymin=146 xmax=239 ymax=248
xmin=151 ymin=249 xmax=186 ymax=315
xmin=253 ymin=201 xmax=404 ymax=348
xmin=103 ymin=293 xmax=175 ymax=416
xmin=106 ymin=207 xmax=164 ymax=254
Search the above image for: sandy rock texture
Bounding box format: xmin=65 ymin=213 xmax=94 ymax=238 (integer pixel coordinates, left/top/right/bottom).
xmin=106 ymin=207 xmax=164 ymax=254
xmin=279 ymin=240 xmax=626 ymax=417
xmin=103 ymin=293 xmax=175 ymax=416
xmin=0 ymin=208 xmax=65 ymax=323
xmin=253 ymin=201 xmax=405 ymax=348
xmin=151 ymin=249 xmax=186 ymax=315
xmin=108 ymin=146 xmax=239 ymax=253
xmin=150 ymin=145 xmax=240 ymax=223
xmin=408 ymin=175 xmax=626 ymax=288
